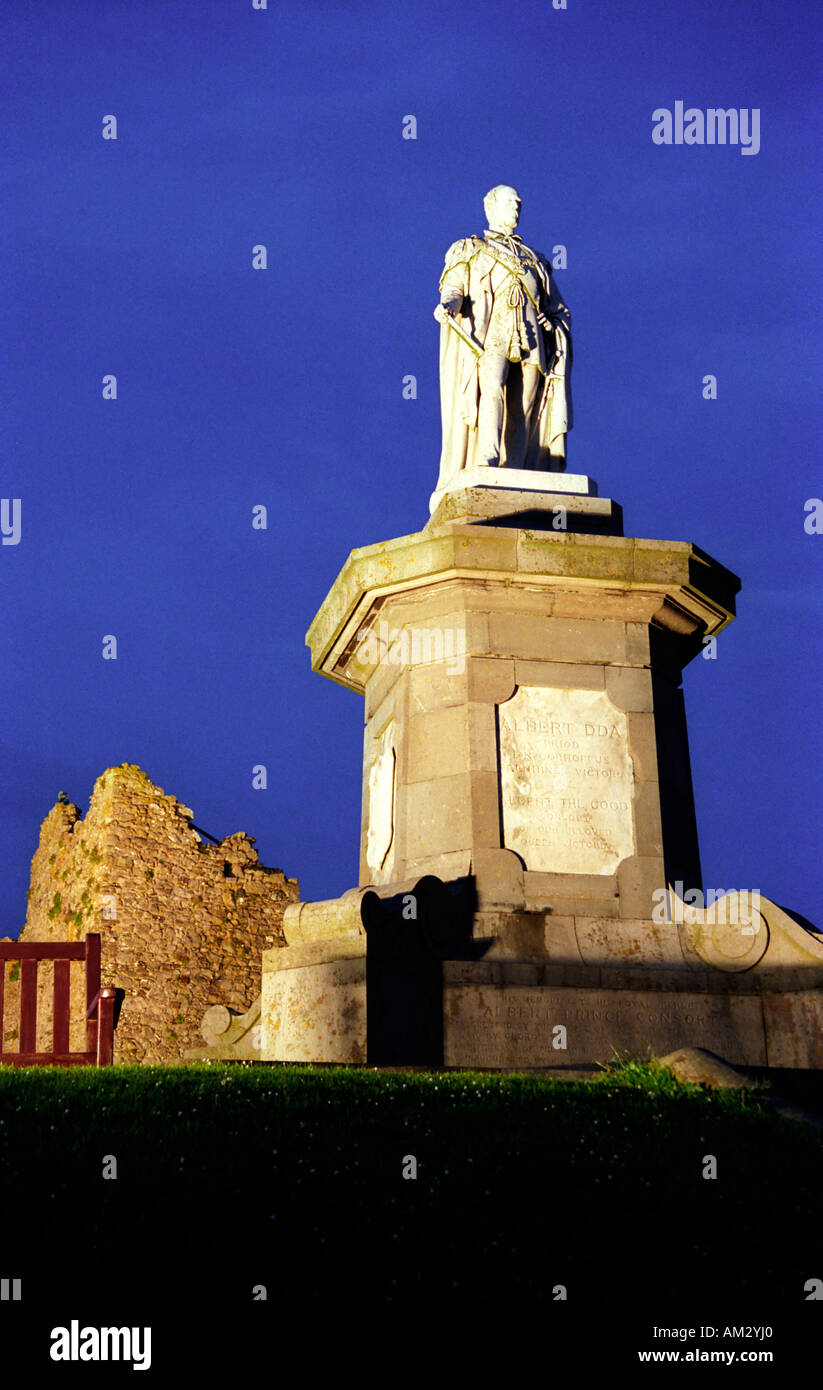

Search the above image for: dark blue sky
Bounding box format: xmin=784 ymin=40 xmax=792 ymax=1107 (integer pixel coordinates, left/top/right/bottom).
xmin=2 ymin=0 xmax=821 ymax=933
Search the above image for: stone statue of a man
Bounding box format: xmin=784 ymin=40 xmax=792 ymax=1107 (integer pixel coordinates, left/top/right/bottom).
xmin=433 ymin=186 xmax=572 ymax=493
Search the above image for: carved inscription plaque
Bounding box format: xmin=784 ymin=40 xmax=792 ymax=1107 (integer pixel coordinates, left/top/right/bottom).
xmin=498 ymin=686 xmax=635 ymax=875
xmin=366 ymin=721 xmax=395 ymax=879
xmin=443 ymin=984 xmax=765 ymax=1069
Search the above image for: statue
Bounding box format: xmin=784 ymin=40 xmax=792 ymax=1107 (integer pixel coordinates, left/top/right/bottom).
xmin=433 ymin=186 xmax=572 ymax=493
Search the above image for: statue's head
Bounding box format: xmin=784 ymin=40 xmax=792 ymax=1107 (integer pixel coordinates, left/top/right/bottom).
xmin=484 ymin=185 xmax=521 ymax=233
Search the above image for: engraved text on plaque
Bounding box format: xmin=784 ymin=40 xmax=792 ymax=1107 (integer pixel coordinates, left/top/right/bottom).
xmin=498 ymin=686 xmax=635 ymax=875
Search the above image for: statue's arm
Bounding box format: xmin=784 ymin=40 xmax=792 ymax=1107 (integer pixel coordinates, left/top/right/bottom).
xmin=541 ymin=259 xmax=569 ymax=322
xmin=436 ymin=238 xmax=473 ymax=316
xmin=532 ymin=258 xmax=570 ymax=336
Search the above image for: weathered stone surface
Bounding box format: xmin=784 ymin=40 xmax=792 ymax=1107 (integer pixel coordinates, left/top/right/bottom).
xmin=307 ymin=528 xmax=740 ymax=696
xmin=514 ymin=660 xmax=606 ymax=691
xmin=604 ymin=665 xmax=653 ymax=712
xmin=499 ymin=685 xmax=635 ymax=875
xmin=435 ymin=466 xmax=596 ymax=500
xmin=573 ymin=917 xmax=690 ymax=970
xmin=443 ymin=971 xmax=768 ymax=1069
xmin=466 ymin=657 xmax=516 ymax=703
xmin=184 ymin=997 xmax=263 ymax=1062
xmin=426 ymin=483 xmax=619 ymax=535
xmin=488 ymin=613 xmax=630 ymax=664
xmin=408 ymin=662 xmax=468 ymax=713
xmin=632 ymin=782 xmax=665 ymax=859
xmin=404 ymin=774 xmax=474 ymax=859
xmin=281 ymin=893 xmax=366 ymax=945
xmin=406 ymin=705 xmax=469 ymax=784
xmin=658 ymin=1047 xmax=752 ymax=1089
xmin=762 ymin=992 xmax=823 ymax=1068
xmin=261 ymin=945 xmax=366 ymax=1063
xmin=3 ymin=765 xmax=298 ymax=1063
xmin=238 ymin=874 xmax=823 ymax=1070
xmin=617 ymin=856 xmax=668 ymax=920
xmin=472 ymin=848 xmax=525 ymax=909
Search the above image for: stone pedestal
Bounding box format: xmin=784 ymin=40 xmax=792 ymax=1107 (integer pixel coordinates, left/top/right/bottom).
xmin=308 ymin=473 xmax=736 ymax=920
xmin=258 ymin=474 xmax=823 ymax=1070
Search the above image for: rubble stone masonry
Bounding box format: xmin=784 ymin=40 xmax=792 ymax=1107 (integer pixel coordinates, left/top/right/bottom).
xmin=1 ymin=765 xmax=298 ymax=1062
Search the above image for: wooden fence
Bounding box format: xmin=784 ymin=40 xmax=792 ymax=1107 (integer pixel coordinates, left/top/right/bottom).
xmin=0 ymin=933 xmax=116 ymax=1066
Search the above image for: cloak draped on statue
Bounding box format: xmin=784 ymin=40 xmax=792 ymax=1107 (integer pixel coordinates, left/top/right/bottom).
xmin=435 ymin=234 xmax=572 ymax=495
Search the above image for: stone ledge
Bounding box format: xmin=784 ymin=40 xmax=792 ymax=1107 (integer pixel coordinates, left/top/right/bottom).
xmin=308 ymin=528 xmax=740 ymax=693
xmin=263 ymin=937 xmax=366 ymax=972
xmin=426 ymin=485 xmax=621 ymax=536
xmin=430 ymin=466 xmax=598 ymax=513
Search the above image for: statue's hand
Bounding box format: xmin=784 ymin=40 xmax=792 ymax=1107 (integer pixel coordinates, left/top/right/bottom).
xmin=433 ymin=304 xmax=450 ymax=324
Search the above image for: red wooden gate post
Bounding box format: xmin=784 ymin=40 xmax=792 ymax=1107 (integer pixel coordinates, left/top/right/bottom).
xmin=85 ymin=933 xmax=101 ymax=1056
xmin=94 ymin=988 xmax=117 ymax=1066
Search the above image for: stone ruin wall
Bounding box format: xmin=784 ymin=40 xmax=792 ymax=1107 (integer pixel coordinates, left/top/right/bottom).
xmin=0 ymin=764 xmax=298 ymax=1063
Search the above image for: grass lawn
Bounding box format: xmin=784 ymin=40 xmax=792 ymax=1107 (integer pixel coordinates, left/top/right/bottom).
xmin=1 ymin=1056 xmax=820 ymax=1329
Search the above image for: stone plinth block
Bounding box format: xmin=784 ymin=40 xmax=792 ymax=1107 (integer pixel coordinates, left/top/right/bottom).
xmin=426 ymin=483 xmax=621 ymax=535
xmin=261 ymin=941 xmax=366 ymax=1064
xmin=442 ymin=970 xmax=770 ymax=1069
xmin=219 ymin=880 xmax=823 ymax=1070
xmin=431 ymin=466 xmax=598 ymax=509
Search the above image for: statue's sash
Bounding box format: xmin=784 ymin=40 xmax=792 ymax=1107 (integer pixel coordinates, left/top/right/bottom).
xmin=474 ymin=239 xmax=548 ymax=314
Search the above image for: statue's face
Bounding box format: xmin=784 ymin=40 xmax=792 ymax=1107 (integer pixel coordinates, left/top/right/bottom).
xmin=489 ymin=187 xmax=521 ymax=233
